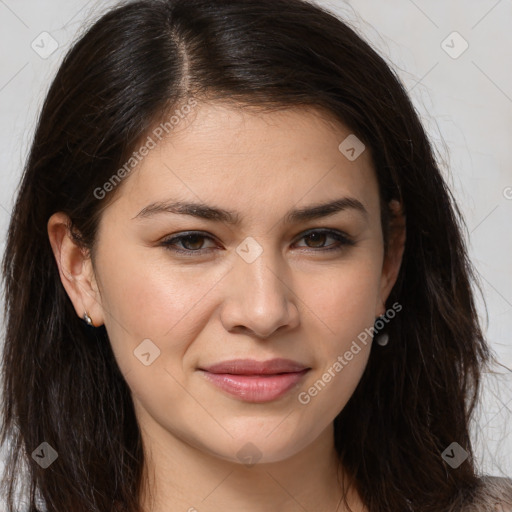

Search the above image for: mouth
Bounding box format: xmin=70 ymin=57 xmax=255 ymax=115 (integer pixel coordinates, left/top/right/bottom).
xmin=197 ymin=358 xmax=311 ymax=403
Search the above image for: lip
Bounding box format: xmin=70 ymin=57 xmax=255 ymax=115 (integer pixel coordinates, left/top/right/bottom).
xmin=198 ymin=358 xmax=310 ymax=403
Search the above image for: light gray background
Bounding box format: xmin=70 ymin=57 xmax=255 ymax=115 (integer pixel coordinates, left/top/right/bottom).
xmin=0 ymin=0 xmax=510 ymax=499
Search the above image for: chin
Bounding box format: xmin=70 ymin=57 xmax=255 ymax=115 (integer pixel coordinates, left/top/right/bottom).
xmin=198 ymin=424 xmax=320 ymax=466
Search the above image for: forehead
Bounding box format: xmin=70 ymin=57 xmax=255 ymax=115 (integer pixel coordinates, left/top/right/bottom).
xmin=104 ymin=102 xmax=379 ymax=223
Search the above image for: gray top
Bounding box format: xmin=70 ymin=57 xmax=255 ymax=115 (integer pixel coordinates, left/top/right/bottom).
xmin=458 ymin=476 xmax=512 ymax=511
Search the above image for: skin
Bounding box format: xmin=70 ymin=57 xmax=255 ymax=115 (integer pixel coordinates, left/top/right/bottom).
xmin=48 ymin=102 xmax=406 ymax=512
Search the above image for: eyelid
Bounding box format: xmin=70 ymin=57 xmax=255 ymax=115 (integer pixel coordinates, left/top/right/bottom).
xmin=292 ymin=227 xmax=354 ymax=245
xmin=160 ymin=231 xmax=219 ymax=251
xmin=160 ymin=228 xmax=355 ymax=257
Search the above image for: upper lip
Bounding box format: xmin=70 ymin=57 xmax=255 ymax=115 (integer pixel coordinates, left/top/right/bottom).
xmin=199 ymin=358 xmax=309 ymax=375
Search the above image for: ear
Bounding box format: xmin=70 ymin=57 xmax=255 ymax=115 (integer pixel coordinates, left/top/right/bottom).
xmin=47 ymin=212 xmax=104 ymax=327
xmin=377 ymin=200 xmax=406 ymax=316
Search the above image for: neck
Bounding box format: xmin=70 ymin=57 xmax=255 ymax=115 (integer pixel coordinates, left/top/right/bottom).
xmin=137 ymin=421 xmax=363 ymax=512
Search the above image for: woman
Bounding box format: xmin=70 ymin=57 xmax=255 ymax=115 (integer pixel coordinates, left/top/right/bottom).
xmin=1 ymin=0 xmax=511 ymax=511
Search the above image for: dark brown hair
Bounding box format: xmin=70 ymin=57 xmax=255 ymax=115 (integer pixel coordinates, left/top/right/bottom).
xmin=0 ymin=0 xmax=497 ymax=510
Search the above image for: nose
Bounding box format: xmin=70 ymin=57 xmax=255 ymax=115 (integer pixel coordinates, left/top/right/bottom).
xmin=220 ymin=248 xmax=300 ymax=339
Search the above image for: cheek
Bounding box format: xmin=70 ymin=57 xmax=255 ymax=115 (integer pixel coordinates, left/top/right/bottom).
xmin=294 ymin=253 xmax=380 ymax=405
xmin=297 ymin=343 xmax=370 ymax=430
xmin=101 ymin=243 xmax=224 ymax=320
xmin=95 ymin=245 xmax=229 ymax=364
xmin=299 ymin=254 xmax=383 ymax=339
xmin=295 ymin=263 xmax=378 ymax=414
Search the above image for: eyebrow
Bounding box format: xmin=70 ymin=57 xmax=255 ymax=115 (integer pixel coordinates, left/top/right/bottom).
xmin=132 ymin=197 xmax=368 ymax=224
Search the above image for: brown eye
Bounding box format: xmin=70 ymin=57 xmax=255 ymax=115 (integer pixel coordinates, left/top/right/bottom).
xmin=160 ymin=232 xmax=218 ymax=255
xmin=303 ymin=231 xmax=328 ymax=248
xmin=179 ymin=234 xmax=207 ymax=250
xmin=160 ymin=229 xmax=355 ymax=257
xmin=294 ymin=229 xmax=355 ymax=252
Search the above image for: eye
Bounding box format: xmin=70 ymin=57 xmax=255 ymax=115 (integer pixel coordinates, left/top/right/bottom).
xmin=160 ymin=228 xmax=355 ymax=257
xmin=160 ymin=232 xmax=218 ymax=255
xmin=293 ymin=229 xmax=355 ymax=252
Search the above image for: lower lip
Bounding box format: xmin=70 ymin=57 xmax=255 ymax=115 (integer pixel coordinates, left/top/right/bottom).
xmin=200 ymin=369 xmax=309 ymax=402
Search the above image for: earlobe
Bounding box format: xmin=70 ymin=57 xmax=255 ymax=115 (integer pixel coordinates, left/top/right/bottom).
xmin=47 ymin=212 xmax=104 ymax=327
xmin=378 ymin=200 xmax=406 ymax=313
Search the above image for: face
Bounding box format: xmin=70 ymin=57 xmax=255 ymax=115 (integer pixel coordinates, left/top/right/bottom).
xmin=51 ymin=102 xmax=404 ymax=465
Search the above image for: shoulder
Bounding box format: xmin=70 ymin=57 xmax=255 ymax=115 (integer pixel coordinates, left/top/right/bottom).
xmin=463 ymin=475 xmax=512 ymax=512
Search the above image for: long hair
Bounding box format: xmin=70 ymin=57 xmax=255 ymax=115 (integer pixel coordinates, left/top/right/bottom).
xmin=0 ymin=0 xmax=493 ymax=510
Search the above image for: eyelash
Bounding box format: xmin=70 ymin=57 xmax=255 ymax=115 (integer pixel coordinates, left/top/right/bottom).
xmin=160 ymin=229 xmax=355 ymax=257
